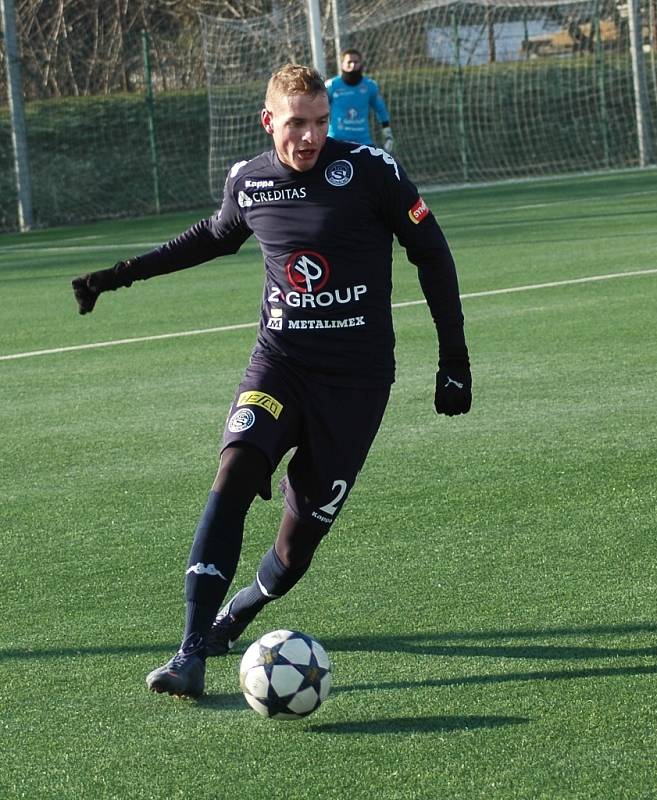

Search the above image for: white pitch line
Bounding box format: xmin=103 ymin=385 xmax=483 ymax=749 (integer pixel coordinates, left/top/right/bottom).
xmin=0 ymin=321 xmax=259 ymax=361
xmin=1 ymin=267 xmax=656 ymax=362
xmin=393 ymin=267 xmax=657 ymax=308
xmin=0 ymin=242 xmax=162 ymax=255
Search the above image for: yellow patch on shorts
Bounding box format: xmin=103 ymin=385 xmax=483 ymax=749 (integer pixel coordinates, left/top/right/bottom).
xmin=237 ymin=391 xmax=284 ymax=420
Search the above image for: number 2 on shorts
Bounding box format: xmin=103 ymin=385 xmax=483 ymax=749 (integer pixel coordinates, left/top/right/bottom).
xmin=319 ymin=479 xmax=348 ymax=516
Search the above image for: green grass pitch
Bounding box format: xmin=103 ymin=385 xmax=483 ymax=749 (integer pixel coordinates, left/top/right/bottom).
xmin=1 ymin=169 xmax=656 ymax=799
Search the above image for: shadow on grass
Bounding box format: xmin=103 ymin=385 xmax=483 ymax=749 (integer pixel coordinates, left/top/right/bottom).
xmin=197 ymin=692 xmax=245 ymax=712
xmin=319 ymin=622 xmax=657 ymax=695
xmin=3 ymin=621 xmax=656 ymax=734
xmin=308 ymin=714 xmax=530 ymax=735
xmin=333 ymin=662 xmax=657 ymax=697
xmin=321 ymin=621 xmax=657 ymax=660
xmin=2 ymin=622 xmax=656 ymax=696
xmin=0 ymin=642 xmax=178 ymax=661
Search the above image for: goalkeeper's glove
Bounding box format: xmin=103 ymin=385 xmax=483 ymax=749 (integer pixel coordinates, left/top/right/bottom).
xmin=435 ymin=351 xmax=472 ymax=416
xmin=72 ymin=260 xmax=134 ymax=315
xmin=381 ymin=126 xmax=394 ymax=154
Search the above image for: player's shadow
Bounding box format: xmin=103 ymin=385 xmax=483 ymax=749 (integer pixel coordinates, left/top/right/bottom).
xmin=1 ymin=622 xmax=655 ymax=673
xmin=308 ymin=714 xmax=529 ymax=735
xmin=188 ymin=621 xmax=657 ymax=726
xmin=321 ymin=621 xmax=657 ymax=696
xmin=197 ymin=692 xmax=245 ymax=712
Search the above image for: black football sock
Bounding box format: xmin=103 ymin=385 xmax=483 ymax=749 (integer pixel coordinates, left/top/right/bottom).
xmin=227 ymin=546 xmax=311 ymax=626
xmin=182 ymin=490 xmax=248 ymax=645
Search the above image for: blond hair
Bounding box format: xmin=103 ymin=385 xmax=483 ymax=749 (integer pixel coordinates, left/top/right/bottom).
xmin=265 ymin=63 xmax=327 ymax=108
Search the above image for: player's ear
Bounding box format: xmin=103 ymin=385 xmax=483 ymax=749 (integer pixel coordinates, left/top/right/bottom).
xmin=261 ymin=108 xmax=274 ymax=135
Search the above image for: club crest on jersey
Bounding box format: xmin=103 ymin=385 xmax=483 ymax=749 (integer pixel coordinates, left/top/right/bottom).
xmin=285 ymin=250 xmax=330 ymax=293
xmin=228 ymin=408 xmax=255 ymax=432
xmin=325 ymin=160 xmax=353 ymax=187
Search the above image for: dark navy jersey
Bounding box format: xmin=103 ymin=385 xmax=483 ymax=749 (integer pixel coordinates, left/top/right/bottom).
xmin=130 ymin=137 xmax=465 ymax=387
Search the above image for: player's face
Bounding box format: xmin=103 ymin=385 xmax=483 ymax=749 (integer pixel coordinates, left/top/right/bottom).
xmin=341 ymin=53 xmax=362 ymax=72
xmin=261 ymin=91 xmax=329 ymax=173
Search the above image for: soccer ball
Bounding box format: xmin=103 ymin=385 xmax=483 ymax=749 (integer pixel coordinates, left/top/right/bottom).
xmin=239 ymin=629 xmax=332 ymax=720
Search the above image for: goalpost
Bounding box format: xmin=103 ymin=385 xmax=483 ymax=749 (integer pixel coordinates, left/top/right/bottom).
xmin=199 ymin=0 xmax=656 ymax=199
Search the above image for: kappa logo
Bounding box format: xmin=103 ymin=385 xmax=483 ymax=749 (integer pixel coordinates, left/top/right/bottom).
xmin=237 ymin=390 xmax=284 ymax=420
xmin=350 ymin=144 xmax=400 ymax=179
xmin=286 ymin=250 xmax=330 ymax=293
xmin=409 ymin=196 xmax=429 ymax=224
xmin=245 ymin=178 xmax=274 ymax=188
xmin=325 ymin=159 xmax=353 ymax=187
xmin=228 ymin=407 xmax=256 ymax=432
xmin=186 ymin=562 xmax=227 ymax=579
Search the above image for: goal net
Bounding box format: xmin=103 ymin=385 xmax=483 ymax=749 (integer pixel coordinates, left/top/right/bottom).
xmin=1 ymin=0 xmax=655 ymax=231
xmin=199 ymin=5 xmax=314 ymax=198
xmin=200 ymin=0 xmax=657 ymax=197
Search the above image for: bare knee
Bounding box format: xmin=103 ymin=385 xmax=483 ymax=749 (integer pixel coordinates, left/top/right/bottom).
xmin=211 ymin=443 xmax=271 ymax=505
xmin=274 ymin=510 xmax=328 ymax=569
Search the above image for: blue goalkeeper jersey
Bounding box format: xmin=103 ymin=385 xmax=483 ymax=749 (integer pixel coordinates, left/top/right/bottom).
xmin=325 ymin=75 xmax=390 ymax=145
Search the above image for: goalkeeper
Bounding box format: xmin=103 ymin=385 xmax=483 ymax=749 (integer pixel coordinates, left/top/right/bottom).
xmin=72 ymin=63 xmax=471 ymax=699
xmin=326 ymin=48 xmax=395 ymax=153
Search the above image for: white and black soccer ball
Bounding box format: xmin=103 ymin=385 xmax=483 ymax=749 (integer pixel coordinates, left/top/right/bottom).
xmin=239 ymin=629 xmax=332 ymax=720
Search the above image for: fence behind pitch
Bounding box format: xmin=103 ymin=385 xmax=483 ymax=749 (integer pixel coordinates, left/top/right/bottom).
xmin=1 ymin=0 xmax=656 ymax=232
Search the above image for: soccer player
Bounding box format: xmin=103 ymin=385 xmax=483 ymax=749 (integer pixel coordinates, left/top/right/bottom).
xmin=72 ymin=63 xmax=472 ymax=698
xmin=326 ymin=48 xmax=394 ymax=153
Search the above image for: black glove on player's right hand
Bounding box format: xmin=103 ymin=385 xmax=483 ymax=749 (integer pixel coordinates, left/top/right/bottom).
xmin=72 ymin=261 xmax=133 ymax=315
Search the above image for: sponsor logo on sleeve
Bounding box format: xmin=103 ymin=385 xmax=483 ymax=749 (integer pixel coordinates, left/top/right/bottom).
xmin=237 ymin=391 xmax=284 ymax=420
xmin=408 ymin=196 xmax=429 ymax=224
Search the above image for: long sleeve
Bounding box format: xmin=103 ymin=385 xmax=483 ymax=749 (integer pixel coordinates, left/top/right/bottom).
xmin=369 ymin=79 xmax=391 ymax=127
xmin=382 ymin=163 xmax=467 ymax=358
xmin=122 ymin=166 xmax=253 ymax=282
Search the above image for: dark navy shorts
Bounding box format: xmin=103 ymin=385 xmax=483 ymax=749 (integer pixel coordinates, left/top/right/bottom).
xmin=222 ymin=352 xmax=390 ymax=529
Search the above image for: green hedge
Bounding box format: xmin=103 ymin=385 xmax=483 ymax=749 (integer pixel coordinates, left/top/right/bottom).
xmin=0 ymin=90 xmax=210 ymax=231
xmin=0 ymin=55 xmax=653 ymax=231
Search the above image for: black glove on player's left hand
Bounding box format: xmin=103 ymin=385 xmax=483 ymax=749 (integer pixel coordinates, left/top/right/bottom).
xmin=72 ymin=261 xmax=134 ymax=315
xmin=435 ymin=355 xmax=472 ymax=416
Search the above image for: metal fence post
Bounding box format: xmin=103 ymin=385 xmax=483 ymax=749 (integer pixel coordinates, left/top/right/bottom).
xmin=1 ymin=0 xmax=33 ymax=231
